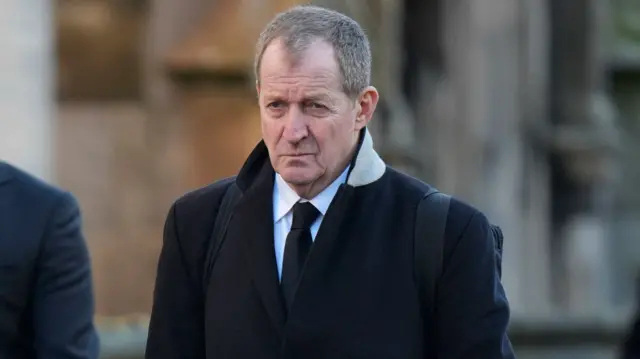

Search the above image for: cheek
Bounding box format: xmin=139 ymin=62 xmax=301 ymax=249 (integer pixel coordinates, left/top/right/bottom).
xmin=261 ymin=118 xmax=282 ymax=144
xmin=312 ymin=120 xmax=345 ymax=158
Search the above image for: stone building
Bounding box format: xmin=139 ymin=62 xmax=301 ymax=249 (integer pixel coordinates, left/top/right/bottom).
xmin=1 ymin=0 xmax=639 ymax=357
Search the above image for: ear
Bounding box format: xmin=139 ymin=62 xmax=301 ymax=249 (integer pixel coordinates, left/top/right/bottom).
xmin=354 ymin=86 xmax=379 ymax=131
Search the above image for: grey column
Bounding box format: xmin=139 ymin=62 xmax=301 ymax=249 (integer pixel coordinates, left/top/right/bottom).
xmin=548 ymin=0 xmax=619 ymax=316
xmin=441 ymin=0 xmax=554 ymax=318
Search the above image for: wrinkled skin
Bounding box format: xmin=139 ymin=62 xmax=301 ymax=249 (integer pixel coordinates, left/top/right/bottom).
xmin=256 ymin=38 xmax=379 ymax=199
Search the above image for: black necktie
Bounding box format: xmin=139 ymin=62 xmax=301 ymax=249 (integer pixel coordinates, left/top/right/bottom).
xmin=281 ymin=202 xmax=320 ymax=312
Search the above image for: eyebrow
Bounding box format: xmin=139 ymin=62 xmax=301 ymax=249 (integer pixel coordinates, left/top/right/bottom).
xmin=262 ymin=92 xmax=333 ymax=103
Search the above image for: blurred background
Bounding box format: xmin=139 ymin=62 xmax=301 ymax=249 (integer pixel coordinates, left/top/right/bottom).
xmin=0 ymin=0 xmax=639 ymax=358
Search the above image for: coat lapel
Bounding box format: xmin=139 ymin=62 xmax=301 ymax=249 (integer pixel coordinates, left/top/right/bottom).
xmin=230 ymin=164 xmax=287 ymax=336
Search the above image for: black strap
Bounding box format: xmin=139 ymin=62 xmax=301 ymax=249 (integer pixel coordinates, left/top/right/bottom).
xmin=414 ymin=188 xmax=451 ymax=355
xmin=202 ymin=182 xmax=241 ymax=295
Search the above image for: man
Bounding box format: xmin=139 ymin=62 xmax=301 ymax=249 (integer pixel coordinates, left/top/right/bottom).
xmin=146 ymin=5 xmax=515 ymax=359
xmin=0 ymin=161 xmax=99 ymax=358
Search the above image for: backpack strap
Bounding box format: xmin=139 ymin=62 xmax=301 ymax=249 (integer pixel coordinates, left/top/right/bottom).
xmin=202 ymin=182 xmax=241 ymax=296
xmin=414 ymin=188 xmax=451 ymax=355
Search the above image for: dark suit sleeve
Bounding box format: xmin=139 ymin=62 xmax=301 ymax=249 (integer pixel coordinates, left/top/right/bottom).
xmin=435 ymin=211 xmax=515 ymax=359
xmin=32 ymin=192 xmax=99 ymax=359
xmin=146 ymin=203 xmax=205 ymax=359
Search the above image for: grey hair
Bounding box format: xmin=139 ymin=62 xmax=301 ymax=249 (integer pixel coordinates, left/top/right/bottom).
xmin=254 ymin=5 xmax=371 ymax=97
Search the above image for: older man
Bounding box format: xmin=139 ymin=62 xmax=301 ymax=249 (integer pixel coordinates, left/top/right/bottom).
xmin=0 ymin=161 xmax=99 ymax=359
xmin=146 ymin=5 xmax=515 ymax=359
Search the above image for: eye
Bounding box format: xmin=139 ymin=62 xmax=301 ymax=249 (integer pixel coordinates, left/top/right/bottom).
xmin=306 ymin=102 xmax=327 ymax=110
xmin=266 ymin=101 xmax=285 ymax=109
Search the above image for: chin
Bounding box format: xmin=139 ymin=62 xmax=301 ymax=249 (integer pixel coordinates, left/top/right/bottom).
xmin=278 ymin=168 xmax=318 ymax=186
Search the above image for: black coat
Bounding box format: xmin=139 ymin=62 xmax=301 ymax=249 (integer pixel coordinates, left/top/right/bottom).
xmin=146 ymin=130 xmax=515 ymax=359
xmin=0 ymin=162 xmax=99 ymax=359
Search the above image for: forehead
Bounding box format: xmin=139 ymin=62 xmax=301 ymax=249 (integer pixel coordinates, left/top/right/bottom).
xmin=259 ymin=39 xmax=343 ymax=98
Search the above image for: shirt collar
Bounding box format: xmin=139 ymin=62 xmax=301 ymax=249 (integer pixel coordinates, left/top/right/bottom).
xmin=273 ymin=165 xmax=350 ymax=223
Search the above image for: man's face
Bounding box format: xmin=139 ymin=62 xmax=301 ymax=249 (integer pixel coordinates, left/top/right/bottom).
xmin=257 ymin=38 xmax=377 ymax=197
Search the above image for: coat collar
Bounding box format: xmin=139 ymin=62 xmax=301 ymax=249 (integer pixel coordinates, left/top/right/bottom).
xmin=344 ymin=128 xmax=387 ymax=187
xmin=235 ymin=128 xmax=386 ymax=193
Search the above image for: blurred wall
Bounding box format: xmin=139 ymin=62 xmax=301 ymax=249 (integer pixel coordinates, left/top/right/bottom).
xmin=56 ymin=0 xmax=161 ymax=315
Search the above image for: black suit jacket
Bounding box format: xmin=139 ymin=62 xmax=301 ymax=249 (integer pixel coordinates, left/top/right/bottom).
xmin=146 ymin=130 xmax=515 ymax=359
xmin=0 ymin=162 xmax=99 ymax=359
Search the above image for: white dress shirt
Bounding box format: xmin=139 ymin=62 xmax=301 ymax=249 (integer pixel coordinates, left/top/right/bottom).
xmin=273 ymin=166 xmax=350 ymax=279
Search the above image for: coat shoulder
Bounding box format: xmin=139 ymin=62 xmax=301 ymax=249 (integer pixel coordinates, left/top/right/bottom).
xmin=164 ymin=177 xmax=238 ymax=279
xmin=2 ymin=162 xmax=65 ymax=200
xmin=384 ymin=166 xmax=485 ymax=232
xmin=173 ymin=176 xmax=237 ymax=214
xmin=1 ymin=162 xmax=71 ymax=218
xmin=169 ymin=176 xmax=237 ymax=247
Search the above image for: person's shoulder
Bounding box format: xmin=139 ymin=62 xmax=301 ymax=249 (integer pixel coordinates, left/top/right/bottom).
xmin=384 ymin=166 xmax=485 ymax=227
xmin=383 ymin=167 xmax=434 ymax=198
xmin=166 ymin=177 xmax=237 ymax=253
xmin=1 ymin=161 xmax=70 ymax=206
xmin=169 ymin=176 xmax=237 ymax=226
xmin=447 ymin=196 xmax=487 ymax=235
xmin=174 ymin=176 xmax=236 ymax=208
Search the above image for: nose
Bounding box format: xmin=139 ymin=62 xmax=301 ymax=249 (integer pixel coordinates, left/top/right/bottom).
xmin=282 ymin=105 xmax=308 ymax=143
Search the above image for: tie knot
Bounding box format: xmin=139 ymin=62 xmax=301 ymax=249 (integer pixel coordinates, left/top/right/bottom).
xmin=291 ymin=202 xmax=320 ymax=230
